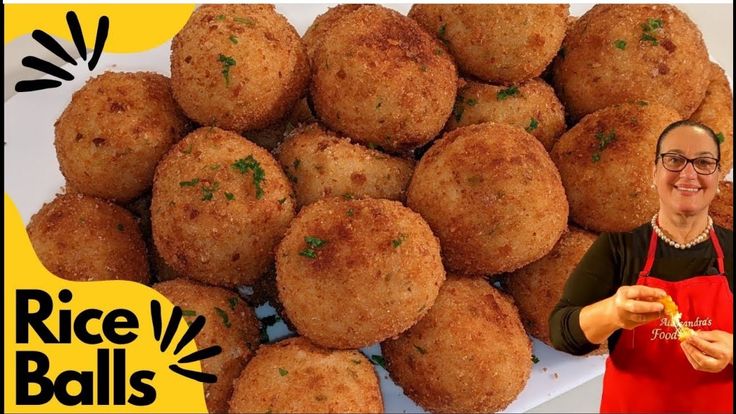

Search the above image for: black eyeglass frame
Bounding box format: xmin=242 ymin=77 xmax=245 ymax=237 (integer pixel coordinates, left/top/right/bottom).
xmin=657 ymin=152 xmax=721 ymax=175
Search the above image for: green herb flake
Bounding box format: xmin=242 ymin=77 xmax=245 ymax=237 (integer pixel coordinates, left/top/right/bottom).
xmin=346 ymin=209 xmax=354 ymax=217
xmin=614 ymin=39 xmax=627 ymax=50
xmin=414 ymin=345 xmax=427 ymax=355
xmin=496 ymin=86 xmax=519 ymax=101
xmin=116 ymin=223 xmax=125 ymax=232
xmin=532 ymin=354 xmax=540 ymax=364
xmin=466 ymin=98 xmax=478 ymax=107
xmin=299 ymin=248 xmax=317 ymax=259
xmin=392 ymin=233 xmax=407 ymax=249
xmin=592 ymin=130 xmax=617 ymax=162
xmin=642 ymin=18 xmax=664 ymax=32
xmin=179 ymin=178 xmax=200 ymax=187
xmin=229 ymin=35 xmax=238 ymax=44
xmin=225 ymin=192 xmax=235 ymax=201
xmin=370 ymin=355 xmax=386 ymax=369
xmin=214 ymin=307 xmax=231 ymax=328
xmin=437 ymin=23 xmax=447 ymax=40
xmin=342 ymin=193 xmax=354 ymax=200
xmin=278 ymin=368 xmax=288 ymax=376
xmin=215 ymin=14 xmax=225 ymax=21
xmin=201 ymin=181 xmax=220 ymax=201
xmin=305 ymin=236 xmax=326 ymax=248
xmin=228 ymin=297 xmax=238 ymax=310
xmin=209 ymin=163 xmax=221 ymax=170
xmin=641 ymin=33 xmax=659 ymax=46
xmin=716 ymin=132 xmax=725 ymax=144
xmin=218 ymin=54 xmax=237 ymax=86
xmin=235 ymin=17 xmax=255 ymax=27
xmin=181 ymin=143 xmax=193 ymax=154
xmin=182 ymin=310 xmax=197 ymax=317
xmin=526 ymin=118 xmax=539 ymax=132
xmin=232 ymin=155 xmax=266 ymax=199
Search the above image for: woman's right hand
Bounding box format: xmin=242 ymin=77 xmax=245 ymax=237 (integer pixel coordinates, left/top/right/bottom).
xmin=610 ymin=285 xmax=667 ymax=329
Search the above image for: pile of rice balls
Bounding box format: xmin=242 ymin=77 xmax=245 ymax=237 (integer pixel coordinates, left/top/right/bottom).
xmin=27 ymin=4 xmax=733 ymax=413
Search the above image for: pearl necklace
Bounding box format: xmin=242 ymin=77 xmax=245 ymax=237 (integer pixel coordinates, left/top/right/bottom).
xmin=651 ymin=214 xmax=713 ymax=249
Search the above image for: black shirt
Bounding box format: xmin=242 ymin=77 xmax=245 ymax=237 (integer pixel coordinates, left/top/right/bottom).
xmin=549 ymin=223 xmax=733 ymax=355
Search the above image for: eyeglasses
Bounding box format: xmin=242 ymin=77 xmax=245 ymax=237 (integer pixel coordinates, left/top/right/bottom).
xmin=657 ymin=153 xmax=720 ymax=175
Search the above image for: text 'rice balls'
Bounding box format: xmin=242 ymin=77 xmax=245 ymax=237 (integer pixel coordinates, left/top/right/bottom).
xmin=151 ymin=127 xmax=294 ymax=287
xmin=711 ymin=181 xmax=733 ymax=231
xmin=277 ymin=123 xmax=414 ymax=207
xmin=54 ymin=72 xmax=190 ymax=202
xmin=382 ymin=276 xmax=532 ymax=413
xmin=552 ymin=4 xmax=710 ymax=121
xmin=407 ymin=122 xmax=568 ymax=275
xmin=689 ymin=62 xmax=734 ymax=178
xmin=551 ymin=102 xmax=681 ymax=233
xmin=276 ymin=198 xmax=445 ymax=349
xmin=27 ymin=193 xmax=149 ymax=283
xmin=154 ymin=279 xmax=261 ymax=414
xmin=171 ymin=4 xmax=309 ymax=131
xmin=310 ymin=5 xmax=457 ymax=152
xmin=229 ymin=337 xmax=383 ymax=413
xmin=506 ymin=226 xmax=597 ymax=347
xmin=409 ymin=4 xmax=569 ymax=84
xmin=447 ymin=78 xmax=567 ymax=151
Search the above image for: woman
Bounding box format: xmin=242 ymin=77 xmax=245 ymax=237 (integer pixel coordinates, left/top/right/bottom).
xmin=550 ymin=120 xmax=733 ymax=413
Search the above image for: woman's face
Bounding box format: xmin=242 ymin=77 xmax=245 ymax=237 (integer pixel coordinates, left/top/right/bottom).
xmin=653 ymin=125 xmax=720 ymax=217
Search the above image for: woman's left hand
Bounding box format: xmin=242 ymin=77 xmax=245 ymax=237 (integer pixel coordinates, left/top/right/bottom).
xmin=680 ymin=330 xmax=733 ymax=373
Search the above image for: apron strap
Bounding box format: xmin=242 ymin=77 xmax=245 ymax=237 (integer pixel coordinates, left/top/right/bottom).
xmin=639 ymin=227 xmax=659 ymax=278
xmin=709 ymin=227 xmax=725 ymax=274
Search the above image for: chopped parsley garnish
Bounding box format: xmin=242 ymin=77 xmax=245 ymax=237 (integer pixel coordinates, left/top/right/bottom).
xmin=228 ymin=297 xmax=238 ymax=310
xmin=182 ymin=310 xmax=197 ymax=317
xmin=592 ymin=130 xmax=617 ymax=162
xmin=526 ymin=118 xmax=539 ymax=132
xmin=201 ymin=181 xmax=220 ymax=201
xmin=392 ymin=233 xmax=407 ymax=248
xmin=614 ymin=39 xmax=627 ymax=50
xmin=234 ymin=17 xmax=255 ymax=27
xmin=497 ymin=86 xmax=519 ymax=101
xmin=370 ymin=355 xmax=386 ymax=369
xmin=229 ymin=35 xmax=238 ymax=44
xmin=414 ymin=345 xmax=427 ymax=355
xmin=532 ymin=354 xmax=540 ymax=364
xmin=466 ymin=98 xmax=478 ymax=107
xmin=640 ymin=18 xmax=663 ymax=46
xmin=215 ymin=14 xmax=225 ymax=21
xmin=716 ymin=132 xmax=725 ymax=144
xmin=116 ymin=223 xmax=125 ymax=232
xmin=641 ymin=33 xmax=658 ymax=46
xmin=209 ymin=163 xmax=221 ymax=170
xmin=346 ymin=209 xmax=354 ymax=217
xmin=179 ymin=178 xmax=200 ymax=187
xmin=218 ymin=54 xmax=236 ymax=86
xmin=342 ymin=193 xmax=354 ymax=200
xmin=278 ymin=368 xmax=288 ymax=376
xmin=225 ymin=192 xmax=235 ymax=201
xmin=299 ymin=249 xmax=317 ymax=259
xmin=214 ymin=307 xmax=231 ymax=328
xmin=232 ymin=155 xmax=266 ymax=199
xmin=437 ymin=23 xmax=447 ymax=43
xmin=300 ymin=236 xmax=327 ymax=260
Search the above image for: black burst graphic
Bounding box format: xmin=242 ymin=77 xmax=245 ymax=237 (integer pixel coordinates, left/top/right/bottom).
xmin=150 ymin=300 xmax=222 ymax=384
xmin=15 ymin=11 xmax=109 ymax=93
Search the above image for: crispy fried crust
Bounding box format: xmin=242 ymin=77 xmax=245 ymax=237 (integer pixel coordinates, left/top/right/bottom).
xmin=382 ymin=276 xmax=532 ymax=413
xmin=27 ymin=193 xmax=150 ymax=283
xmin=711 ymin=181 xmax=733 ymax=231
xmin=229 ymin=337 xmax=383 ymax=413
xmin=54 ymin=72 xmax=190 ymax=202
xmin=276 ymin=198 xmax=445 ymax=349
xmin=171 ymin=4 xmax=309 ymax=131
xmin=551 ymin=102 xmax=681 ymax=232
xmin=408 ymin=122 xmax=568 ymax=275
xmin=151 ymin=127 xmax=295 ymax=287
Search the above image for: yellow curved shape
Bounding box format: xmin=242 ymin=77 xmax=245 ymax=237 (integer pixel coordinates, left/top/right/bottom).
xmin=4 ymin=4 xmax=194 ymax=53
xmin=4 ymin=193 xmax=208 ymax=413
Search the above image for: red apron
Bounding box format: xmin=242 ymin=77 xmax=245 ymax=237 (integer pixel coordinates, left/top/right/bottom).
xmin=600 ymin=228 xmax=733 ymax=413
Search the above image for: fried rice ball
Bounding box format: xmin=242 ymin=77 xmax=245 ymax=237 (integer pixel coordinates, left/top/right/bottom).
xmin=551 ymin=102 xmax=681 ymax=232
xmin=409 ymin=4 xmax=568 ymax=84
xmin=690 ymin=62 xmax=734 ymax=179
xmin=151 ymin=127 xmax=295 ymax=287
xmin=54 ymin=72 xmax=190 ymax=202
xmin=276 ymin=198 xmax=445 ymax=349
xmin=27 ymin=193 xmax=149 ymax=283
xmin=171 ymin=4 xmax=309 ymax=131
xmin=310 ymin=6 xmax=457 ymax=152
xmin=382 ymin=276 xmax=532 ymax=413
xmin=552 ymin=4 xmax=710 ymax=121
xmin=407 ymin=122 xmax=568 ymax=275
xmin=277 ymin=123 xmax=414 ymax=207
xmin=447 ymin=78 xmax=566 ymax=151
xmin=154 ymin=279 xmax=260 ymax=414
xmin=244 ymin=98 xmax=316 ymax=151
xmin=711 ymin=181 xmax=733 ymax=231
xmin=302 ymin=4 xmax=365 ymax=63
xmin=229 ymin=337 xmax=383 ymax=413
xmin=506 ymin=227 xmax=598 ymax=347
